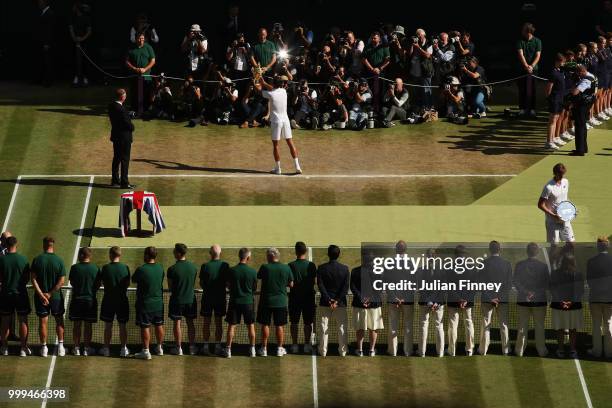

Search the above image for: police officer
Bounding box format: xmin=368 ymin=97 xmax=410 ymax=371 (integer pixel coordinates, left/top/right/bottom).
xmin=569 ymin=65 xmax=597 ymax=156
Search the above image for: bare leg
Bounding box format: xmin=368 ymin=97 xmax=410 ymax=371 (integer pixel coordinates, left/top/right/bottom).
xmin=173 ymin=319 xmax=182 ymax=347
xmin=247 ymin=324 xmax=256 ymax=346
xmin=55 ymin=316 xmax=64 ymax=342
xmin=18 ymin=315 xmax=28 ymax=349
xmin=290 ymin=323 xmax=299 ymax=345
xmin=187 ymin=318 xmax=196 ymax=346
xmin=547 ymin=114 xmax=559 ymax=144
xmin=369 ymin=330 xmax=378 ymax=352
xmin=142 ymin=327 xmax=150 ymax=349
xmin=73 ymin=321 xmax=82 ymax=348
xmin=226 ymin=325 xmax=235 ymax=348
xmin=39 ymin=316 xmax=48 ymax=344
xmin=356 ymin=329 xmax=365 ymax=351
xmin=276 ymin=325 xmax=285 ymax=348
xmin=285 ymin=139 xmax=298 ymax=158
xmin=261 ymin=325 xmax=270 ymax=348
xmin=272 ymin=140 xmax=281 ymax=162
xmin=104 ymin=322 xmax=113 ymax=348
xmin=119 ymin=323 xmax=127 ymax=347
xmin=155 ymin=325 xmax=165 ymax=346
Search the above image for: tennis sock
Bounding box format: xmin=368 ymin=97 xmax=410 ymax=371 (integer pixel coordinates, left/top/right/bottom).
xmin=275 ymin=161 xmax=281 ymax=169
xmin=294 ymin=158 xmax=301 ymax=168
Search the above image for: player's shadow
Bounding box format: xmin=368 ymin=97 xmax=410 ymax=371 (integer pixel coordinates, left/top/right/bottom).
xmin=73 ymin=227 xmax=122 ymax=239
xmin=36 ymin=106 xmax=107 ymax=116
xmin=0 ymin=178 xmax=116 ymax=189
xmin=133 ymin=158 xmax=272 ymax=175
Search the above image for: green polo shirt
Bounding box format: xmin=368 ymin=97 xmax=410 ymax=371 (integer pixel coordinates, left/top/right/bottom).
xmin=228 ymin=263 xmax=257 ymax=305
xmin=127 ymin=43 xmax=155 ymax=80
xmin=132 ymin=263 xmax=164 ymax=313
xmin=100 ymin=262 xmax=130 ymax=301
xmin=517 ymin=36 xmax=542 ymax=72
xmin=288 ymin=259 xmax=316 ymax=299
xmin=252 ymin=40 xmax=277 ymax=67
xmin=31 ymin=252 xmax=66 ymax=300
xmin=0 ymin=253 xmax=29 ymax=295
xmin=257 ymin=262 xmax=293 ymax=308
xmin=69 ymin=262 xmax=99 ymax=301
xmin=363 ymin=44 xmax=390 ymax=68
xmin=200 ymin=259 xmax=230 ymax=304
xmin=168 ymin=260 xmax=197 ymax=305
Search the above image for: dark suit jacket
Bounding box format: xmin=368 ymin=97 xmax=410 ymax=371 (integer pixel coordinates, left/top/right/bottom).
xmin=316 ymin=260 xmax=349 ymax=307
xmin=587 ymin=252 xmax=612 ymax=303
xmin=513 ymin=257 xmax=550 ymax=306
xmin=480 ymin=255 xmax=513 ymax=303
xmin=108 ymin=101 xmax=135 ymax=143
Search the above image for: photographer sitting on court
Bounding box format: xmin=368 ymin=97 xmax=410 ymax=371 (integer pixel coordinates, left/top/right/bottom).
xmin=441 ymin=76 xmax=467 ymax=124
xmin=381 ymin=78 xmax=409 ymax=127
xmin=347 ymin=79 xmax=372 ymax=130
xmin=320 ymin=84 xmax=349 ymax=130
xmin=459 ymin=57 xmax=487 ymax=118
xmin=240 ymin=81 xmax=267 ymax=128
xmin=181 ymin=24 xmax=210 ymax=79
xmin=291 ymin=79 xmax=319 ymax=130
xmin=211 ymin=77 xmax=239 ymax=125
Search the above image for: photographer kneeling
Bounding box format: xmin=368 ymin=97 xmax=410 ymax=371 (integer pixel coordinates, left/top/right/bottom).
xmin=382 ymin=78 xmax=409 ymax=127
xmin=347 ymin=78 xmax=373 ymax=131
xmin=291 ymin=79 xmax=320 ymax=130
xmin=211 ymin=77 xmax=239 ymax=125
xmin=459 ymin=57 xmax=487 ymax=118
xmin=441 ymin=76 xmax=468 ymax=124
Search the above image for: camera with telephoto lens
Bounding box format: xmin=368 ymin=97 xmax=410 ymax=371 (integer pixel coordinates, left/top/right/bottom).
xmin=449 ymin=31 xmax=461 ymax=44
xmin=411 ymin=36 xmax=419 ymax=44
xmin=390 ymin=33 xmax=398 ymax=42
xmin=194 ymin=32 xmax=205 ymax=41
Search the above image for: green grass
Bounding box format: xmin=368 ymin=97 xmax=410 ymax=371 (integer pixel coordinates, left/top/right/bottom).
xmin=0 ymin=81 xmax=611 ymax=407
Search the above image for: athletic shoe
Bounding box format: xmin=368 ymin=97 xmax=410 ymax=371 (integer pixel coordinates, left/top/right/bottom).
xmin=249 ymin=346 xmax=256 ymax=358
xmin=98 ymin=347 xmax=110 ymax=357
xmin=57 ymin=344 xmax=66 ymax=357
xmin=304 ymin=344 xmax=313 ymax=354
xmin=291 ymin=344 xmax=299 ymax=354
xmin=257 ymin=346 xmax=267 ymax=357
xmin=529 ymin=109 xmax=537 ymax=118
xmin=172 ymin=346 xmax=183 ymax=356
xmin=466 ymin=350 xmax=473 ymax=356
xmin=41 ymin=345 xmax=48 ymax=358
xmin=0 ymin=346 xmax=8 ymax=356
xmin=538 ymin=349 xmax=549 ymax=358
xmin=556 ymin=349 xmax=565 ymax=358
xmin=553 ymin=137 xmax=567 ymax=146
xmin=295 ymin=166 xmax=302 ymax=175
xmin=546 ymin=142 xmax=560 ymax=150
xmin=418 ymin=353 xmax=426 ymax=358
xmin=322 ymin=124 xmax=333 ymax=131
xmin=518 ymin=109 xmax=526 ymax=117
xmin=19 ymin=347 xmax=30 ymax=357
xmin=72 ymin=76 xmax=79 ymax=86
xmin=480 ymin=111 xmax=487 ymax=118
xmin=589 ymin=118 xmax=601 ymax=126
xmin=214 ymin=343 xmax=222 ymax=355
xmin=72 ymin=346 xmax=81 ymax=356
xmin=597 ymin=113 xmax=610 ymax=120
xmin=276 ymin=347 xmax=287 ymax=357
xmin=568 ymin=127 xmax=575 ymax=135
xmin=83 ymin=347 xmax=95 ymax=357
xmin=83 ymin=78 xmax=89 ymax=86
xmin=369 ymin=350 xmax=376 ymax=357
xmin=340 ymin=352 xmax=347 ymax=357
xmin=155 ymin=344 xmax=164 ymax=356
xmin=223 ymin=347 xmax=231 ymax=358
xmin=189 ymin=345 xmax=198 ymax=356
xmin=200 ymin=343 xmax=210 ymax=355
xmin=271 ymin=167 xmax=281 ymax=175
xmin=120 ymin=346 xmax=130 ymax=358
xmin=569 ymin=350 xmax=578 ymax=359
xmin=290 ymin=119 xmax=300 ymax=129
xmin=560 ymin=131 xmax=574 ymax=141
xmin=354 ymin=349 xmax=364 ymax=357
xmin=586 ymin=123 xmax=593 ymax=130
xmin=135 ymin=350 xmax=152 ymax=360
xmin=606 ymin=108 xmax=612 ymax=116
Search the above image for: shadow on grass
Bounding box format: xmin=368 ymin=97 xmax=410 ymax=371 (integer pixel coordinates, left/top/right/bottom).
xmin=133 ymin=158 xmax=274 ymax=175
xmin=0 ymin=178 xmax=116 ymax=189
xmin=73 ymin=227 xmax=122 ymax=240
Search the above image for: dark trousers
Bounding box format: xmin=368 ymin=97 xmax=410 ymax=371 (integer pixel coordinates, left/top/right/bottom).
xmin=40 ymin=46 xmax=54 ymax=86
xmin=112 ymin=139 xmax=132 ymax=186
xmin=572 ymin=104 xmax=589 ymax=154
xmin=368 ymin=75 xmax=382 ymax=114
xmin=130 ymin=77 xmax=152 ymax=116
xmin=517 ymin=75 xmax=536 ymax=111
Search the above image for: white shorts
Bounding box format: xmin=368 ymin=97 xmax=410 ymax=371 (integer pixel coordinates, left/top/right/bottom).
xmin=271 ymin=120 xmax=292 ymax=141
xmin=552 ymin=308 xmax=583 ymax=330
xmin=353 ymin=307 xmax=384 ymax=331
xmin=546 ymin=219 xmax=575 ymax=243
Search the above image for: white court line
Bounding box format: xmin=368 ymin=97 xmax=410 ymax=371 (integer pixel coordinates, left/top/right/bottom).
xmin=41 ymin=176 xmax=95 ymax=408
xmin=17 ymin=173 xmax=517 ymax=179
xmin=541 ymin=247 xmax=593 ymax=408
xmin=307 ymin=247 xmax=319 ymax=408
xmin=1 ymin=175 xmax=21 ymax=231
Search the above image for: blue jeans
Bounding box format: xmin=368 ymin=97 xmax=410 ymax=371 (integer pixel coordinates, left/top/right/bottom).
xmin=472 ymin=91 xmax=486 ymax=114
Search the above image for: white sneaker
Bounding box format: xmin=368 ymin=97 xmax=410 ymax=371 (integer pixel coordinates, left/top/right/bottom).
xmin=606 ymin=108 xmax=612 ymax=115
xmin=553 ymin=137 xmax=566 ymax=146
xmin=99 ymin=346 xmax=110 ymax=357
xmin=560 ymin=131 xmax=574 ymax=141
xmin=568 ymin=127 xmax=575 ymax=135
xmin=589 ymin=118 xmax=601 ymax=126
xmin=83 ymin=77 xmax=89 ymax=86
xmin=0 ymin=346 xmax=8 ymax=356
xmin=355 ymin=349 xmax=364 ymax=357
xmin=257 ymin=346 xmax=267 ymax=357
xmin=291 ymin=344 xmax=299 ymax=354
xmin=135 ymin=350 xmax=152 ymax=360
xmin=172 ymin=346 xmax=183 ymax=356
xmin=19 ymin=347 xmax=30 ymax=357
xmin=189 ymin=345 xmax=198 ymax=356
xmin=586 ymin=123 xmax=593 ymax=130
xmin=41 ymin=345 xmax=48 ymax=358
xmin=304 ymin=344 xmax=313 ymax=354
xmin=479 ymin=111 xmax=487 ymax=118
xmin=57 ymin=344 xmax=66 ymax=357
xmin=72 ymin=346 xmax=81 ymax=356
xmin=276 ymin=347 xmax=287 ymax=357
xmin=214 ymin=343 xmax=222 ymax=355
xmin=466 ymin=350 xmax=474 ymax=356
xmin=72 ymin=76 xmax=79 ymax=86
xmin=120 ymin=346 xmax=130 ymax=358
xmin=546 ymin=142 xmax=560 ymax=150
xmin=223 ymin=347 xmax=231 ymax=358
xmin=598 ymin=113 xmax=609 ymax=120
xmin=271 ymin=167 xmax=281 ymax=175
xmin=83 ymin=347 xmax=96 ymax=357
xmin=295 ymin=166 xmax=303 ymax=175
xmin=155 ymin=344 xmax=164 ymax=356
xmin=369 ymin=350 xmax=376 ymax=357
xmin=249 ymin=346 xmax=257 ymax=357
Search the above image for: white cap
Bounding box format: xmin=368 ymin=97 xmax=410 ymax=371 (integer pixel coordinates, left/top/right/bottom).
xmin=190 ymin=24 xmax=202 ymax=32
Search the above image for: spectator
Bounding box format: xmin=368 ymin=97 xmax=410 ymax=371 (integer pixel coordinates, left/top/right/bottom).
xmin=455 ymin=31 xmax=475 ymax=58
xmin=240 ymin=81 xmax=267 ymax=128
xmin=181 ymin=24 xmax=210 ymax=79
xmin=250 ymin=28 xmax=278 ymax=76
xmin=460 ymin=57 xmax=487 ymax=118
xmin=351 ymin=262 xmax=384 ymax=357
xmin=130 ymin=13 xmax=159 ymax=46
xmin=68 ymin=247 xmax=99 ymax=356
xmin=544 ymin=53 xmax=567 ymax=150
xmin=291 ymin=79 xmax=319 ymax=129
xmin=69 ymin=1 xmax=92 ymax=87
xmin=432 ymin=32 xmax=456 ymax=83
xmin=407 ymin=29 xmax=434 ymax=112
xmin=586 ymin=237 xmax=612 ymax=358
xmin=211 ymin=77 xmax=239 ymax=125
xmin=382 ymin=78 xmax=409 ymax=127
xmin=441 ymin=76 xmax=467 ymax=123
xmin=347 ymin=78 xmax=372 ymax=130
xmin=37 ymin=0 xmax=56 ymax=87
xmin=226 ymin=32 xmax=251 ymax=91
xmin=288 ymin=242 xmax=317 ymax=354
xmin=200 ymin=245 xmax=230 ymax=356
xmin=270 ymin=23 xmax=287 ymax=57
xmin=316 ymin=245 xmax=349 ymax=357
xmin=126 ymin=32 xmax=156 ymax=115
xmin=289 ymin=22 xmax=314 ymax=52
xmin=517 ymin=22 xmax=542 ymax=118
xmin=362 ymin=32 xmax=390 ymax=113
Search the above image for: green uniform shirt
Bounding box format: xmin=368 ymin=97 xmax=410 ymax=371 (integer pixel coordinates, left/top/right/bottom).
xmin=288 ymin=259 xmax=316 ymax=299
xmin=69 ymin=262 xmax=100 ymax=301
xmin=127 ymin=43 xmax=155 ymax=80
xmin=100 ymin=262 xmax=130 ymax=301
xmin=31 ymin=252 xmax=66 ymax=300
xmin=517 ymin=36 xmax=542 ymax=72
xmin=257 ymin=262 xmax=293 ymax=308
xmin=200 ymin=259 xmax=229 ymax=303
xmin=228 ymin=263 xmax=257 ymax=305
xmin=0 ymin=253 xmax=30 ymax=295
xmin=132 ymin=263 xmax=164 ymax=313
xmin=168 ymin=260 xmax=197 ymax=305
xmin=251 ymin=40 xmax=277 ymax=67
xmin=363 ymin=44 xmax=390 ymax=68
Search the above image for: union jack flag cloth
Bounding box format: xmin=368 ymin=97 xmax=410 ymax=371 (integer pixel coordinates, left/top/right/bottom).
xmin=119 ymin=191 xmax=166 ymax=237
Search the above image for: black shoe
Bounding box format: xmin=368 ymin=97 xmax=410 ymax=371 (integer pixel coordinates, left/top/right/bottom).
xmin=111 ymin=182 xmax=121 ymax=188
xmin=569 ymin=150 xmax=585 ymax=156
xmin=121 ymin=184 xmax=136 ymax=189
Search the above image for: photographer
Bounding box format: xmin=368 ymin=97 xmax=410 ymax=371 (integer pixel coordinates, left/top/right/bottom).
xmin=69 ymin=1 xmax=92 ymax=87
xmin=347 ymin=78 xmax=372 ymax=130
xmin=250 ymin=28 xmax=278 ymax=77
xmin=339 ymin=31 xmax=365 ymax=79
xmin=455 ymin=31 xmax=475 ymax=58
xmin=211 ymin=77 xmax=239 ymax=125
xmin=382 ymin=78 xmax=409 ymax=127
xmin=270 ymin=23 xmax=287 ymax=53
xmin=187 ymin=85 xmax=209 ymax=127
xmin=459 ymin=57 xmax=487 ymax=118
xmin=226 ymin=32 xmax=251 ymax=95
xmin=130 ymin=13 xmax=159 ymax=46
xmin=441 ymin=76 xmax=467 ymax=124
xmin=432 ymin=33 xmax=456 ymax=83
xmin=290 ymin=23 xmax=314 ymax=51
xmin=320 ymin=84 xmax=348 ymax=130
xmin=516 ymin=23 xmax=542 ymax=118
xmin=407 ymin=29 xmax=434 ymax=112
xmin=314 ymin=45 xmax=338 ymax=83
xmin=240 ymin=81 xmax=267 ymax=128
xmin=387 ymin=26 xmax=408 ymax=80
xmin=181 ymin=24 xmax=210 ymax=79
xmin=362 ymin=32 xmax=390 ymax=114
xmin=148 ymin=76 xmax=174 ymax=120
xmin=291 ymin=79 xmax=319 ymax=129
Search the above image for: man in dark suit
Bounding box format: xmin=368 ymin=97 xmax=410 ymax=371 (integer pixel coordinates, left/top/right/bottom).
xmin=586 ymin=237 xmax=612 ymax=358
xmin=108 ymin=89 xmax=135 ymax=189
xmin=316 ymin=245 xmax=349 ymax=357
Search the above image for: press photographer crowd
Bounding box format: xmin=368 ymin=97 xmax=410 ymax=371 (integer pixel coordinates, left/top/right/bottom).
xmin=33 ymin=0 xmax=612 ymax=154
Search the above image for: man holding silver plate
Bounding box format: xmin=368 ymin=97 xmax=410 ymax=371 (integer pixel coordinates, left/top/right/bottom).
xmin=538 ymin=163 xmax=576 ymax=244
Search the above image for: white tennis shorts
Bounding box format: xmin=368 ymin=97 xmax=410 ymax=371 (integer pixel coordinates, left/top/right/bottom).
xmin=546 ymin=219 xmax=575 ymax=243
xmin=271 ymin=120 xmax=292 ymax=141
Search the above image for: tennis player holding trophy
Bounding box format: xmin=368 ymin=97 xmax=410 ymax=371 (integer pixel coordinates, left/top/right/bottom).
xmin=538 ymin=163 xmax=577 ymax=244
